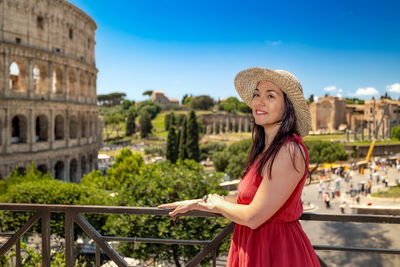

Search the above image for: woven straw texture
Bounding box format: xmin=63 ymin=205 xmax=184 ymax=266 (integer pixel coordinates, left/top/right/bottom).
xmin=234 ymin=67 xmax=311 ymax=137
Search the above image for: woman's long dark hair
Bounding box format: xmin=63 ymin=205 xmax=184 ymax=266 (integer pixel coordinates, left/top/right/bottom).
xmin=245 ymin=92 xmax=306 ymax=180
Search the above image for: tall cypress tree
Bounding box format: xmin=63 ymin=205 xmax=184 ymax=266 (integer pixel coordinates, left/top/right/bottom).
xmin=186 ymin=110 xmax=199 ymax=161
xmin=169 ymin=112 xmax=176 ymax=128
xmin=125 ymin=109 xmax=136 ymax=136
xmin=178 ymin=116 xmax=188 ymax=160
xmin=139 ymin=112 xmax=152 ymax=138
xmin=166 ymin=126 xmax=178 ymax=163
xmin=164 ymin=113 xmax=171 ymax=131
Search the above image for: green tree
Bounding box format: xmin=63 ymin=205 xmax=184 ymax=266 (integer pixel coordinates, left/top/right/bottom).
xmin=307 ymin=94 xmax=314 ymax=104
xmin=137 ymin=100 xmax=162 ymax=119
xmin=104 ymin=113 xmax=124 ymax=139
xmin=182 ymin=94 xmax=193 ymax=105
xmin=166 ymin=125 xmax=179 ymax=163
xmin=304 ymin=140 xmax=348 ymax=164
xmin=125 ymin=109 xmax=136 ymax=136
xmin=391 ymin=126 xmax=400 ymax=140
xmin=189 ymin=95 xmax=214 ymax=110
xmin=212 ymin=139 xmax=252 ymax=179
xmin=0 ymin=164 xmax=110 ymax=239
xmin=106 ymin=148 xmax=145 ymax=190
xmin=199 ymin=142 xmax=226 ymax=161
xmin=164 ymin=113 xmax=171 ymax=131
xmin=139 ymin=111 xmax=153 ymax=138
xmin=105 ymin=160 xmax=229 ymax=267
xmin=142 ymin=90 xmax=153 ymax=98
xmin=122 ymin=99 xmax=134 ymax=110
xmin=218 ymin=97 xmax=240 ymax=113
xmin=178 ymin=117 xmax=188 ymax=160
xmin=186 ymin=111 xmax=200 ymax=161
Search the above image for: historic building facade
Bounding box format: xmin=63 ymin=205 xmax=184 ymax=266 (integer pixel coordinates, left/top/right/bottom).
xmin=310 ymin=96 xmax=400 ymax=139
xmin=151 ymin=91 xmax=179 ymax=109
xmin=0 ymin=0 xmax=100 ymax=181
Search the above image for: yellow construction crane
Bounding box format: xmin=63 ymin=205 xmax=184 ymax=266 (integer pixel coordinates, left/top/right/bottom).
xmin=365 ymin=139 xmax=376 ymax=163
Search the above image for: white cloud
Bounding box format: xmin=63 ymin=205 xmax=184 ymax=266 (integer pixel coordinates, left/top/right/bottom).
xmin=355 ymin=87 xmax=379 ymax=96
xmin=324 ymin=86 xmax=337 ymax=92
xmin=337 ymin=93 xmax=342 ymax=97
xmin=387 ymin=83 xmax=400 ymax=93
xmin=338 ymin=88 xmax=343 ymax=93
xmin=265 ymin=40 xmax=282 ymax=46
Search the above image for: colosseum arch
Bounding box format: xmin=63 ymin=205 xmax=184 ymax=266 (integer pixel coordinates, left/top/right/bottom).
xmin=79 ymin=72 xmax=86 ymax=96
xmin=67 ymin=69 xmax=76 ymax=97
xmin=70 ymin=158 xmax=78 ymax=182
xmin=9 ymin=61 xmax=27 ymax=92
xmin=81 ymin=115 xmax=87 ymax=138
xmin=87 ymin=75 xmax=92 ymax=98
xmin=89 ymin=116 xmax=94 ymax=137
xmin=11 ymin=115 xmax=28 ymax=144
xmin=35 ymin=114 xmax=49 ymax=142
xmin=88 ymin=154 xmax=93 ymax=170
xmin=32 ymin=63 xmax=48 ymax=95
xmin=54 ymin=115 xmax=65 ymax=140
xmin=54 ymin=160 xmax=65 ymax=180
xmin=81 ymin=155 xmax=86 ymax=176
xmin=37 ymin=164 xmax=48 ymax=174
xmin=52 ymin=67 xmax=64 ymax=94
xmin=69 ymin=115 xmax=78 ymax=139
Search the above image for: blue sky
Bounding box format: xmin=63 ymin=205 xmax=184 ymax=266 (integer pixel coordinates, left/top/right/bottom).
xmin=69 ymin=0 xmax=400 ymax=102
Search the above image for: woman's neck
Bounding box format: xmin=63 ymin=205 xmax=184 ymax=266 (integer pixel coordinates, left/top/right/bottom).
xmin=263 ymin=124 xmax=281 ymax=148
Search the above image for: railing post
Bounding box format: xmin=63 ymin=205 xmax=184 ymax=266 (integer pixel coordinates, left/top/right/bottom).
xmin=96 ymin=244 xmax=100 ymax=267
xmin=212 ymin=249 xmax=216 ymax=267
xmin=41 ymin=210 xmax=51 ymax=267
xmin=16 ymin=238 xmax=21 ymax=267
xmin=65 ymin=210 xmax=75 ymax=267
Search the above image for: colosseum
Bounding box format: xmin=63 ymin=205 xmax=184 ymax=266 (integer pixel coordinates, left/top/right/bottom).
xmin=0 ymin=0 xmax=101 ymax=182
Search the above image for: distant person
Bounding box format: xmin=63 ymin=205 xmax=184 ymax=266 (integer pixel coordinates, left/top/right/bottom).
xmin=366 ymin=181 xmax=372 ymax=194
xmin=323 ymin=192 xmax=330 ymax=208
xmin=340 ymin=200 xmax=346 ymax=214
xmin=318 ymin=182 xmax=323 ymax=198
xmin=159 ymin=67 xmax=320 ymax=266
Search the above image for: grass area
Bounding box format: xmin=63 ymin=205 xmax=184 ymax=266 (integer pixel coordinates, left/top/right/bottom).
xmin=371 ymin=185 xmax=400 ymax=198
xmin=303 ymin=134 xmax=345 ymax=142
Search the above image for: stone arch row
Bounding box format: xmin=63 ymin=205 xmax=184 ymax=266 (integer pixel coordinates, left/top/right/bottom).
xmin=206 ymin=116 xmax=252 ymax=135
xmin=51 ymin=153 xmax=96 ymax=182
xmin=1 ymin=112 xmax=98 ymax=145
xmin=5 ymin=59 xmax=96 ymax=100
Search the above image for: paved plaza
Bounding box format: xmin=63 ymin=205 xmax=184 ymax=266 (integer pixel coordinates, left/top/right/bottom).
xmin=301 ymin=164 xmax=400 ymax=267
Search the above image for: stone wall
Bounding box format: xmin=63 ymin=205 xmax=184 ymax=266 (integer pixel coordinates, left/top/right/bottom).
xmin=0 ymin=0 xmax=99 ymax=181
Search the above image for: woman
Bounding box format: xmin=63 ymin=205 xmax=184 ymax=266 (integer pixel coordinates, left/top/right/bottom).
xmin=159 ymin=67 xmax=320 ymax=266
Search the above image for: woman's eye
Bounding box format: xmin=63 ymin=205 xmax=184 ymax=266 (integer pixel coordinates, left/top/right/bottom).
xmin=267 ymin=95 xmax=275 ymax=99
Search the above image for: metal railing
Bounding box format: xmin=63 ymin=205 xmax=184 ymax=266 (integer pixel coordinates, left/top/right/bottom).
xmin=1 ymin=203 xmax=400 ymax=267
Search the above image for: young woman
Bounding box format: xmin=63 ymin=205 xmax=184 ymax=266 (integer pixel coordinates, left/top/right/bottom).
xmin=159 ymin=67 xmax=320 ymax=266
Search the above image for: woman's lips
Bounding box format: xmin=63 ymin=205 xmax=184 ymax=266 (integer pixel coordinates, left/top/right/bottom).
xmin=255 ymin=110 xmax=267 ymax=115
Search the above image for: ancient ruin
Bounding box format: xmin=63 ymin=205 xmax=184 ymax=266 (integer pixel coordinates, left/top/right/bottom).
xmin=0 ymin=0 xmax=100 ymax=181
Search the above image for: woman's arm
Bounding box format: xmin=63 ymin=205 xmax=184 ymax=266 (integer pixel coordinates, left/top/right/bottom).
xmin=223 ymin=193 xmax=238 ymax=203
xmin=196 ymin=142 xmax=305 ymax=229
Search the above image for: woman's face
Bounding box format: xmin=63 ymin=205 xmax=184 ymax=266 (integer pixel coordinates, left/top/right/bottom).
xmin=251 ymin=80 xmax=285 ymax=129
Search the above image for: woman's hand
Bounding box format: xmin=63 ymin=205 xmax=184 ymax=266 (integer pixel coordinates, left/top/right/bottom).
xmin=198 ymin=194 xmax=225 ymax=214
xmin=158 ymin=199 xmax=201 ymax=216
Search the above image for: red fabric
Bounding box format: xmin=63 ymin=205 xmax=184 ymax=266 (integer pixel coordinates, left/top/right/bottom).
xmin=227 ymin=134 xmax=320 ymax=267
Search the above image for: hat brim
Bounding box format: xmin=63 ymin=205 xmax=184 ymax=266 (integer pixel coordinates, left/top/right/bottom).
xmin=234 ymin=67 xmax=311 ymax=137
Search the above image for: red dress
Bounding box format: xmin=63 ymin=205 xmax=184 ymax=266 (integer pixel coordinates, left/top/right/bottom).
xmin=227 ymin=134 xmax=320 ymax=267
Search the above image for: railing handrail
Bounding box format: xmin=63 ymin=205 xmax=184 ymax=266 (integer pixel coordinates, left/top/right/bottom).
xmin=1 ymin=203 xmax=400 ymax=223
xmin=1 ymin=203 xmax=400 ymax=267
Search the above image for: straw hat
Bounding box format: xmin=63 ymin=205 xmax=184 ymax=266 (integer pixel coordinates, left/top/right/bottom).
xmin=234 ymin=67 xmax=311 ymax=137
